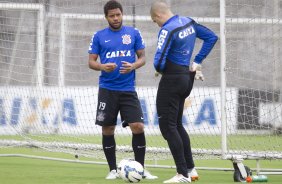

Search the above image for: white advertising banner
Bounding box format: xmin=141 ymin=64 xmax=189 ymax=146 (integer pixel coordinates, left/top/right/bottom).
xmin=0 ymin=87 xmax=237 ymax=135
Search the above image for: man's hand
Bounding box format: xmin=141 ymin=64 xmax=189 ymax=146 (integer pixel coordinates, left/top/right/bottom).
xmin=100 ymin=63 xmax=117 ymax=72
xmin=190 ymin=62 xmax=204 ymax=81
xmin=119 ymin=61 xmax=135 ymax=74
xmin=195 ymin=70 xmax=205 ymax=81
xmin=155 ymin=71 xmax=160 ymax=77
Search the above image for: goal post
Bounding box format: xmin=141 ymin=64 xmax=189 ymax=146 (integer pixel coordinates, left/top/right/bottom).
xmin=0 ymin=3 xmax=45 ymax=86
xmin=220 ymin=0 xmax=228 ymax=160
xmin=0 ymin=0 xmax=282 ymax=172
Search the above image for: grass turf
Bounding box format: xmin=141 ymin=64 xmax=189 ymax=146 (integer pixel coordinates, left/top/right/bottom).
xmin=0 ymin=134 xmax=281 ymax=183
xmin=0 ymin=156 xmax=282 ymax=184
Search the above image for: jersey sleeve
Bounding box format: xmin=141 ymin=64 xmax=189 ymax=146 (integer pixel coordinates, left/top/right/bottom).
xmin=88 ymin=32 xmax=100 ymax=54
xmin=134 ymin=28 xmax=145 ymax=51
xmin=194 ymin=23 xmax=218 ymax=64
xmin=153 ymin=28 xmax=172 ymax=72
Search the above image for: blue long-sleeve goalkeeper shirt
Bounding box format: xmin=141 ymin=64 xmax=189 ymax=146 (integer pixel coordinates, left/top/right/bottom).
xmin=154 ymin=15 xmax=218 ymax=72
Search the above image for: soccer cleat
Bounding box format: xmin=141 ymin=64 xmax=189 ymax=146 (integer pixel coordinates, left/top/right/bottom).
xmin=143 ymin=169 xmax=158 ymax=179
xmin=163 ymin=174 xmax=191 ymax=183
xmin=188 ymin=168 xmax=199 ymax=181
xmin=105 ymin=169 xmax=119 ymax=180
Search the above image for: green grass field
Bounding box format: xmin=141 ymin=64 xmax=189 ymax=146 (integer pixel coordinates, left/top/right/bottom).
xmin=0 ymin=157 xmax=282 ymax=184
xmin=0 ymin=156 xmax=282 ymax=184
xmin=0 ymin=135 xmax=282 ymax=183
xmin=0 ymin=147 xmax=282 ymax=184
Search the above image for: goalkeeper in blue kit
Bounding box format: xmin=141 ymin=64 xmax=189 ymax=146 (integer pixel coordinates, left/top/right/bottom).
xmin=88 ymin=0 xmax=157 ymax=180
xmin=150 ymin=1 xmax=218 ymax=183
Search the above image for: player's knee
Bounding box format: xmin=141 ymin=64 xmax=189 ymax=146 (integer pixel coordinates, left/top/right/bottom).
xmin=102 ymin=126 xmax=115 ymax=135
xmin=129 ymin=122 xmax=144 ymax=134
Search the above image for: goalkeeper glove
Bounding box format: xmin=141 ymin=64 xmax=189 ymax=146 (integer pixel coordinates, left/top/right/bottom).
xmin=155 ymin=71 xmax=162 ymax=77
xmin=190 ymin=62 xmax=204 ymax=81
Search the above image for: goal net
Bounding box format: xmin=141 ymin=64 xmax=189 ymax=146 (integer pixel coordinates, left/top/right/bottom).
xmin=0 ymin=0 xmax=281 ymax=164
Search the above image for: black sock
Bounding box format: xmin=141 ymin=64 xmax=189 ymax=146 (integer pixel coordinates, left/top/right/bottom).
xmin=103 ymin=134 xmax=116 ymax=171
xmin=132 ymin=132 xmax=146 ymax=167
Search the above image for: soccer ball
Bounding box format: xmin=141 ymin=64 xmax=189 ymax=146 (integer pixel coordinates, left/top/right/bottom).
xmin=117 ymin=159 xmax=144 ymax=183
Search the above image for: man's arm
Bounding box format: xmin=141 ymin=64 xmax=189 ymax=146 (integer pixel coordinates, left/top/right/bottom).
xmin=154 ymin=29 xmax=171 ymax=73
xmin=134 ymin=49 xmax=146 ymax=69
xmin=194 ymin=23 xmax=218 ymax=64
xmin=89 ymin=54 xmax=117 ymax=72
xmin=119 ymin=49 xmax=145 ymax=74
xmin=190 ymin=23 xmax=218 ymax=81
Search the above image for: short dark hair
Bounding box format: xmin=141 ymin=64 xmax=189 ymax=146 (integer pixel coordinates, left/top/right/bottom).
xmin=104 ymin=0 xmax=123 ymax=16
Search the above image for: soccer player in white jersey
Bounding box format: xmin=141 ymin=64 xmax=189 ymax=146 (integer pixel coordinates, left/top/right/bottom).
xmin=88 ymin=0 xmax=157 ymax=180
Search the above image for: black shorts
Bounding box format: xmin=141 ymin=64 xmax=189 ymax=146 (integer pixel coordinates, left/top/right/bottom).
xmin=95 ymin=88 xmax=144 ymax=126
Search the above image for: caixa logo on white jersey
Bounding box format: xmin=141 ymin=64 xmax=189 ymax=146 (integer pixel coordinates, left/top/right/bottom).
xmin=106 ymin=50 xmax=132 ymax=58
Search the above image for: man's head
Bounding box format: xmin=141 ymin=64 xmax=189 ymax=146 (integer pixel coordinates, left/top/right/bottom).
xmin=150 ymin=1 xmax=173 ymax=27
xmin=104 ymin=0 xmax=123 ymax=30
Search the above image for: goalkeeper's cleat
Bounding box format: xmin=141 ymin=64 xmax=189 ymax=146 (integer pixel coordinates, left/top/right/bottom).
xmin=105 ymin=169 xmax=119 ymax=180
xmin=143 ymin=169 xmax=158 ymax=180
xmin=163 ymin=174 xmax=191 ymax=183
xmin=188 ymin=168 xmax=199 ymax=181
